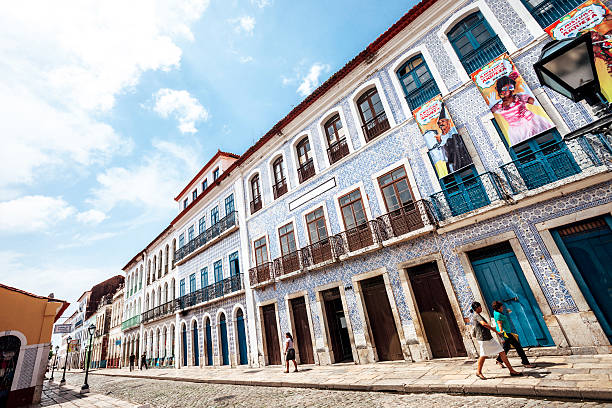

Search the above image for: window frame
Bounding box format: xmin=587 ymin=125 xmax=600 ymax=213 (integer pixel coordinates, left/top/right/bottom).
xmin=229 ymin=251 xmax=240 ymax=276
xmin=192 ymin=190 xmax=197 ymax=201
xmin=198 ymin=216 xmax=206 ymax=235
xmin=338 ymin=189 xmax=368 ymax=230
xmin=211 ymin=206 xmax=219 ymax=225
xmin=253 ymin=236 xmax=269 ymax=266
xmin=377 ymin=166 xmax=416 ymax=213
xmin=213 ymin=168 xmax=220 ymax=181
xmin=278 ymin=222 xmax=297 ymax=256
xmin=396 ymin=54 xmax=440 ymax=111
xmin=305 ymin=207 xmax=329 ymax=245
xmin=200 ymin=267 xmax=208 ymax=288
xmin=225 ymin=194 xmax=235 ymax=215
xmin=202 ymin=179 xmax=208 ymax=191
xmin=214 ymin=259 xmax=223 ymax=282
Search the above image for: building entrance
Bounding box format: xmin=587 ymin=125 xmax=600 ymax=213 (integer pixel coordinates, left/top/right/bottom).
xmin=322 ymin=288 xmax=353 ymax=363
xmin=262 ymin=304 xmax=281 ymax=365
xmin=290 ymin=296 xmax=314 ymax=364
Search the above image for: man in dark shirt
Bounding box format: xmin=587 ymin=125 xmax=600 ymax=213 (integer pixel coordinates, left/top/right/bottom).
xmin=129 ymin=353 xmax=135 ymax=371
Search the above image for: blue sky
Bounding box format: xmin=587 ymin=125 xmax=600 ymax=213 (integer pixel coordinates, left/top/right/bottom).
xmin=0 ymin=0 xmax=418 ymax=319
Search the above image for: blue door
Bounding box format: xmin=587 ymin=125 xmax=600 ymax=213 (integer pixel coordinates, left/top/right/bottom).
xmin=236 ymin=310 xmax=248 ymax=365
xmin=219 ymin=314 xmax=229 ymax=365
xmin=470 ymin=242 xmax=553 ymax=347
xmin=205 ymin=319 xmax=213 ymax=366
xmin=551 ymin=216 xmax=612 ymax=342
xmin=193 ymin=324 xmax=199 ymax=366
xmin=182 ymin=325 xmax=187 ymax=366
xmin=441 ymin=167 xmax=490 ymax=216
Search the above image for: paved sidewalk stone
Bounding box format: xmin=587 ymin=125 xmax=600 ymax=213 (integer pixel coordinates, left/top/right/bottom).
xmin=31 ymin=380 xmax=142 ymax=408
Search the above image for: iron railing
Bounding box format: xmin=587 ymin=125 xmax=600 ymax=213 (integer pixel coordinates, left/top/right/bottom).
xmin=121 ymin=315 xmax=140 ymax=330
xmin=297 ymin=159 xmax=316 ymax=183
xmin=405 ymin=79 xmax=440 ymax=111
xmin=273 ymin=179 xmax=288 ymax=199
xmin=273 ymin=251 xmax=302 ymax=277
xmin=174 ymin=211 xmax=237 ymax=262
xmin=327 ymin=138 xmax=350 ymax=164
xmin=249 ymin=262 xmax=274 ymax=285
xmin=461 ymin=36 xmax=506 ymax=75
xmin=177 ymin=273 xmax=243 ymax=309
xmin=362 ymin=111 xmax=390 ymax=142
xmin=250 ymin=196 xmax=262 ymax=214
xmin=300 ymin=238 xmax=334 ymax=267
xmin=376 ymin=200 xmax=434 ymax=239
xmin=141 ymin=300 xmax=177 ymax=323
xmin=430 ymin=172 xmax=505 ymax=220
xmin=333 ymin=220 xmax=380 ymax=255
xmin=527 ymin=0 xmax=583 ymax=28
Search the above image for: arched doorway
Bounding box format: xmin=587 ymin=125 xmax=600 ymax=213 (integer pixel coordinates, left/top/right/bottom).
xmin=236 ymin=309 xmax=248 ymax=365
xmin=181 ymin=324 xmax=188 ymax=366
xmin=0 ymin=335 xmax=21 ymax=407
xmin=219 ymin=313 xmax=229 ymax=366
xmin=192 ymin=321 xmax=200 ymax=366
xmin=205 ymin=318 xmax=213 ymax=366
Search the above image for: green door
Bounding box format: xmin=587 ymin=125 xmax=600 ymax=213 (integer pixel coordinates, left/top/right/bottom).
xmin=470 ymin=242 xmax=554 ymax=347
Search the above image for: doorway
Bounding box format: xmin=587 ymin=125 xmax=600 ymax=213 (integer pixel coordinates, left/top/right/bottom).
xmin=289 ymin=297 xmax=314 ymax=364
xmin=360 ymin=276 xmax=403 ymax=361
xmin=408 ymin=263 xmax=467 ymax=358
xmin=469 ymin=242 xmax=554 ymax=347
xmin=262 ymin=304 xmax=281 ymax=365
xmin=0 ymin=335 xmax=20 ymax=407
xmin=236 ymin=309 xmax=248 ymax=365
xmin=321 ymin=288 xmax=353 ymax=363
xmin=219 ymin=314 xmax=229 ymax=365
xmin=205 ymin=318 xmax=213 ymax=366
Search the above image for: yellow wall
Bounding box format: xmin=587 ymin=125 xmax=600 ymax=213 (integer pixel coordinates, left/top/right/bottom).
xmin=0 ymin=287 xmax=64 ymax=345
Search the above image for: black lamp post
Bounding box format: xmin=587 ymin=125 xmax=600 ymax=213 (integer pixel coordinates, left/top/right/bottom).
xmin=534 ymin=33 xmax=608 ymax=116
xmin=81 ymin=324 xmax=96 ymax=394
xmin=60 ymin=336 xmax=71 ymax=385
xmin=49 ymin=345 xmax=59 ymax=382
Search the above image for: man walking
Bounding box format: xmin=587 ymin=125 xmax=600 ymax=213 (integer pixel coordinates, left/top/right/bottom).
xmin=140 ymin=352 xmax=148 ymax=370
xmin=129 ymin=353 xmax=135 ymax=372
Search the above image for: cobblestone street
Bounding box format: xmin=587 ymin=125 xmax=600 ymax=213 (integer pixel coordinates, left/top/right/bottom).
xmin=61 ymin=372 xmax=608 ymax=408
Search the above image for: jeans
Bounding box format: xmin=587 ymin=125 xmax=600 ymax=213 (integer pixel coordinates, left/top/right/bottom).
xmin=496 ymin=333 xmax=530 ymax=365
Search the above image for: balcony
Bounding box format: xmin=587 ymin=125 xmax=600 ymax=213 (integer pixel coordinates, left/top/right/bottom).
xmin=300 ymin=238 xmax=333 ymax=267
xmin=333 ymin=221 xmax=377 ymax=254
xmin=250 ymin=195 xmax=262 ymax=214
xmin=405 ymin=80 xmax=440 ymax=111
xmin=297 ymin=159 xmax=316 ymax=183
xmin=528 ymin=0 xmax=583 ymax=28
xmin=141 ymin=300 xmax=176 ymax=324
xmin=430 ymin=172 xmax=505 ymax=221
xmin=273 ymin=251 xmax=301 ymax=277
xmin=362 ymin=110 xmax=390 ymax=142
xmin=461 ymin=36 xmax=506 ymax=75
xmin=272 ymin=179 xmax=288 ymax=199
xmin=178 ymin=273 xmax=243 ymax=309
xmin=376 ymin=200 xmax=434 ymax=239
xmin=121 ymin=315 xmax=140 ymax=330
xmin=327 ymin=138 xmax=350 ymax=165
xmin=174 ymin=211 xmax=237 ymax=263
xmin=248 ymin=262 xmax=274 ymax=286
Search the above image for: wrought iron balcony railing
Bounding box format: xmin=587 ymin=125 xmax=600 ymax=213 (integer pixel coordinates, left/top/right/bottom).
xmin=297 ymin=159 xmax=316 ymax=183
xmin=362 ymin=111 xmax=390 ymax=142
xmin=248 ymin=262 xmax=274 ymax=286
xmin=375 ymin=200 xmax=434 ymax=239
xmin=528 ymin=0 xmax=583 ymax=28
xmin=273 ymin=251 xmax=302 ymax=277
xmin=250 ymin=195 xmax=262 ymax=214
xmin=174 ymin=211 xmax=237 ymax=262
xmin=177 ymin=273 xmax=243 ymax=309
xmin=327 ymin=138 xmax=350 ymax=165
xmin=272 ymin=179 xmax=288 ymax=199
xmin=300 ymin=238 xmax=334 ymax=267
xmin=332 ymin=221 xmax=379 ymax=255
xmin=121 ymin=315 xmax=140 ymax=330
xmin=405 ymin=79 xmax=440 ymax=111
xmin=461 ymin=36 xmax=506 ymax=75
xmin=141 ymin=300 xmax=177 ymax=323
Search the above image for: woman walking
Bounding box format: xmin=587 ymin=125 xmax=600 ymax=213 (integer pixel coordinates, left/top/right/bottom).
xmin=470 ymin=301 xmax=522 ymax=380
xmin=284 ymin=332 xmax=298 ymax=373
xmin=493 ymin=301 xmax=535 ymax=369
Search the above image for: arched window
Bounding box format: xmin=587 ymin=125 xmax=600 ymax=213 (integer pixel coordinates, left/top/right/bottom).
xmin=147 ymin=260 xmax=151 ymax=285
xmin=250 ymin=174 xmax=262 ymax=214
xmin=357 ymin=88 xmax=389 ymax=142
xmin=324 ymin=114 xmax=349 ymax=164
xmin=152 ymin=256 xmax=157 ymax=282
xmin=164 ymin=244 xmax=169 ymax=274
xmin=171 ymin=279 xmax=176 ymax=300
xmin=171 ymin=239 xmax=176 ymax=269
xmin=158 ymin=250 xmax=163 ymax=278
xmin=296 ymin=137 xmax=315 ymax=183
xmin=272 ymin=157 xmax=287 ymax=199
xmin=447 ymin=11 xmax=505 ymax=75
xmin=396 ymin=54 xmax=440 ymax=110
xmin=521 ymin=0 xmax=583 ymax=28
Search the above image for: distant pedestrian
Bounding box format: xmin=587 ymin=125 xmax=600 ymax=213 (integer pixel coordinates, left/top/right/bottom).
xmin=140 ymin=353 xmax=148 ymax=370
xmin=129 ymin=353 xmax=135 ymax=371
xmin=492 ymin=301 xmax=535 ymax=369
xmin=284 ymin=332 xmax=298 ymax=373
xmin=470 ymin=301 xmax=522 ymax=380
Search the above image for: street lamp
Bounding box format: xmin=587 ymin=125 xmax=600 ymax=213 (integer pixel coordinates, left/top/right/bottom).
xmin=49 ymin=345 xmax=59 ymax=382
xmin=81 ymin=324 xmax=96 ymax=394
xmin=60 ymin=336 xmax=71 ymax=386
xmin=534 ymin=33 xmax=608 ymax=116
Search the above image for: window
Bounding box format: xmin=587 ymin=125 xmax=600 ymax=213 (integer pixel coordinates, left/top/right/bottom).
xmin=250 ymin=175 xmax=262 ymax=213
xmin=225 ymin=194 xmax=234 ymax=215
xmin=324 ymin=114 xmax=349 ymax=164
xmin=357 ymin=88 xmax=389 ymax=141
xmin=199 ymin=216 xmax=206 ymax=234
xmin=188 ymin=225 xmax=194 ymax=242
xmin=339 ymin=189 xmax=367 ymax=230
xmin=213 ymin=168 xmax=220 ymax=181
xmin=296 ymin=137 xmax=315 ymax=183
xmin=189 ymin=273 xmax=196 ymax=292
xmin=521 ymin=0 xmax=583 ymax=28
xmin=202 ymin=179 xmax=208 ymax=191
xmin=378 ymin=167 xmax=415 ymax=212
xmin=183 ymin=198 xmax=188 ymax=210
xmin=200 ymin=267 xmax=208 ymax=288
xmin=229 ymin=251 xmax=240 ymax=276
xmin=397 ymin=55 xmax=440 ymax=110
xmin=272 ymin=157 xmax=288 ymax=199
xmin=214 ymin=260 xmax=223 ymax=282
xmin=179 ymin=279 xmax=185 ymax=297
xmin=253 ymin=237 xmax=268 ymax=265
xmin=192 ymin=190 xmax=197 ymax=201
xmin=211 ymin=206 xmax=219 ymax=225
xmin=179 ymin=233 xmax=185 ymax=248
xmin=447 ymin=12 xmax=506 ymax=75
xmin=278 ymin=223 xmax=297 ymax=255
xmin=439 ymin=166 xmax=490 ymax=216
xmin=305 ymin=208 xmax=328 ymax=244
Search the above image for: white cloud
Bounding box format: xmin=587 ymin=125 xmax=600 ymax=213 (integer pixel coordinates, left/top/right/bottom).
xmin=229 ymin=16 xmax=256 ymax=36
xmin=152 ymin=89 xmax=209 ymax=133
xmin=297 ymin=63 xmax=330 ymax=97
xmin=239 ymin=56 xmax=254 ymax=64
xmin=0 ymin=0 xmax=209 ymax=190
xmin=0 ymin=196 xmax=75 ymax=233
xmin=58 ymin=232 xmax=118 ymax=249
xmin=251 ymin=0 xmax=272 ymax=8
xmin=76 ymin=209 xmax=108 ymax=225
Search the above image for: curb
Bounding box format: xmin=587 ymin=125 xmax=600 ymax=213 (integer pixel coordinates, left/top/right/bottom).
xmin=91 ymin=372 xmax=612 ymax=402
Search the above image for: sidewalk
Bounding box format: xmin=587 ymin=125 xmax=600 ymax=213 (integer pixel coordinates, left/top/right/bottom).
xmin=92 ymin=353 xmax=612 ymax=401
xmin=32 ymin=381 xmax=143 ymax=407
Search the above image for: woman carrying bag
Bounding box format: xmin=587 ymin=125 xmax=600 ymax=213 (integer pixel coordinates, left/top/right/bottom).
xmin=470 ymin=301 xmax=522 ymax=380
xmin=492 ymin=301 xmax=535 ymax=369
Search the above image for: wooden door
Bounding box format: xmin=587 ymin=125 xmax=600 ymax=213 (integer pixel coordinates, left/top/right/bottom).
xmin=409 ymin=263 xmax=467 ymax=358
xmin=322 ymin=289 xmax=353 ymax=363
xmin=361 ymin=276 xmax=403 ymax=361
xmin=290 ymin=297 xmax=315 ymax=364
xmin=262 ymin=304 xmax=281 ymax=365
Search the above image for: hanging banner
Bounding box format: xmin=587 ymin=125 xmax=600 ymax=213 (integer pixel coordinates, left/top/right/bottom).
xmin=413 ymin=95 xmax=472 ymax=178
xmin=470 ymin=53 xmax=555 ymax=147
xmin=544 ymin=0 xmax=612 ymax=102
xmin=68 ymin=339 xmax=80 ymax=353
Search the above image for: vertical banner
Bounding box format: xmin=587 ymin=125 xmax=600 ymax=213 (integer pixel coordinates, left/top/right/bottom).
xmin=544 ymin=0 xmax=612 ymax=102
xmin=413 ymin=95 xmax=472 ymax=178
xmin=471 ymin=53 xmax=555 ymax=147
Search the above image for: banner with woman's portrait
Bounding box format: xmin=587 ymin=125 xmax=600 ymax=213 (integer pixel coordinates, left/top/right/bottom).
xmin=413 ymin=95 xmax=473 ymax=179
xmin=470 ymin=53 xmax=555 ymax=147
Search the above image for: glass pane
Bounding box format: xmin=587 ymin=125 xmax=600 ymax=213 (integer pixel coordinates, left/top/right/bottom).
xmin=396 ymin=179 xmax=413 ymax=205
xmin=382 ymin=185 xmax=400 ymax=211
xmin=455 ymin=36 xmax=474 ymax=56
xmin=352 ymin=201 xmax=366 ymax=225
xmin=342 ymin=206 xmax=356 ymax=229
xmin=316 ymin=219 xmax=328 ymax=240
xmin=359 ymin=100 xmax=373 ymax=121
xmin=402 ymin=75 xmax=417 ymax=92
xmin=472 ymin=22 xmax=491 ymax=46
xmin=370 ymin=92 xmax=384 ymax=116
xmin=392 ymin=167 xmax=407 ymax=180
